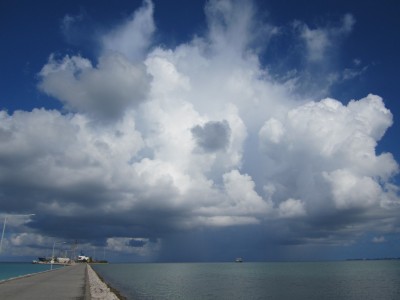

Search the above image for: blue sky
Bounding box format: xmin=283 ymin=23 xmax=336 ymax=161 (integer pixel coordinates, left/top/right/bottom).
xmin=1 ymin=0 xmax=400 ymax=262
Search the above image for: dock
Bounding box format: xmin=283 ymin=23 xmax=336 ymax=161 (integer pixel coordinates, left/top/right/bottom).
xmin=0 ymin=263 xmax=119 ymax=299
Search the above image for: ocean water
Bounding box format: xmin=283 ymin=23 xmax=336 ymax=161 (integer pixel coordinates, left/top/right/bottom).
xmin=0 ymin=262 xmax=63 ymax=281
xmin=93 ymin=261 xmax=400 ymax=300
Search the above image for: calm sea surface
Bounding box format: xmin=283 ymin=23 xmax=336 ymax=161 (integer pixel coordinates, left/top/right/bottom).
xmin=0 ymin=262 xmax=63 ymax=281
xmin=93 ymin=261 xmax=400 ymax=300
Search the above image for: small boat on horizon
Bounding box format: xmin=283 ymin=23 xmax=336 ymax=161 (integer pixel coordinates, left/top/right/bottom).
xmin=235 ymin=257 xmax=243 ymax=263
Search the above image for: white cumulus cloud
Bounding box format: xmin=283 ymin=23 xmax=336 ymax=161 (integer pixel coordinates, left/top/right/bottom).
xmin=1 ymin=0 xmax=399 ymax=260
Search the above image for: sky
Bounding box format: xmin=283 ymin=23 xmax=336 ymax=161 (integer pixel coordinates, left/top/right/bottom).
xmin=1 ymin=0 xmax=400 ymax=262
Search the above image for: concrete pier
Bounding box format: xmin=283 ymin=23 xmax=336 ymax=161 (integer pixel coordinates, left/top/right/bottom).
xmin=0 ymin=264 xmax=89 ymax=299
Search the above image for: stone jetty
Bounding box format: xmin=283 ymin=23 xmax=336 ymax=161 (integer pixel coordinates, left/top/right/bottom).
xmin=0 ymin=263 xmax=121 ymax=299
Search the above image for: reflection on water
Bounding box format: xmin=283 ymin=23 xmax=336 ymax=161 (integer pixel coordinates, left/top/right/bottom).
xmin=93 ymin=260 xmax=400 ymax=300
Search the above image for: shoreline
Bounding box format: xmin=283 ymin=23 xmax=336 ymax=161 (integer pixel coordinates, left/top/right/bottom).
xmin=0 ymin=263 xmax=125 ymax=299
xmin=0 ymin=263 xmax=88 ymax=299
xmin=0 ymin=267 xmax=61 ymax=284
xmin=0 ymin=264 xmax=66 ymax=284
xmin=87 ymin=264 xmax=126 ymax=299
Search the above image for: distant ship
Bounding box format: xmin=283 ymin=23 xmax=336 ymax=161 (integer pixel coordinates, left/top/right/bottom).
xmin=235 ymin=257 xmax=243 ymax=263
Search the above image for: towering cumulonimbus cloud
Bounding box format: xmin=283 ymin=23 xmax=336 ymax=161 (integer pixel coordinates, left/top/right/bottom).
xmin=0 ymin=0 xmax=399 ymax=260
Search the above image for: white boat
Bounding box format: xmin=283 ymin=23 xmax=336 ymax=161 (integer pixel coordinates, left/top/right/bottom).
xmin=77 ymin=255 xmax=90 ymax=262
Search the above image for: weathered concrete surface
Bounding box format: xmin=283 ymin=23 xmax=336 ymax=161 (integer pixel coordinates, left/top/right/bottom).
xmin=0 ymin=264 xmax=87 ymax=299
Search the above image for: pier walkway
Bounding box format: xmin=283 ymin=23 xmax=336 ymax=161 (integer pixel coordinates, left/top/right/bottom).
xmin=0 ymin=263 xmax=89 ymax=299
